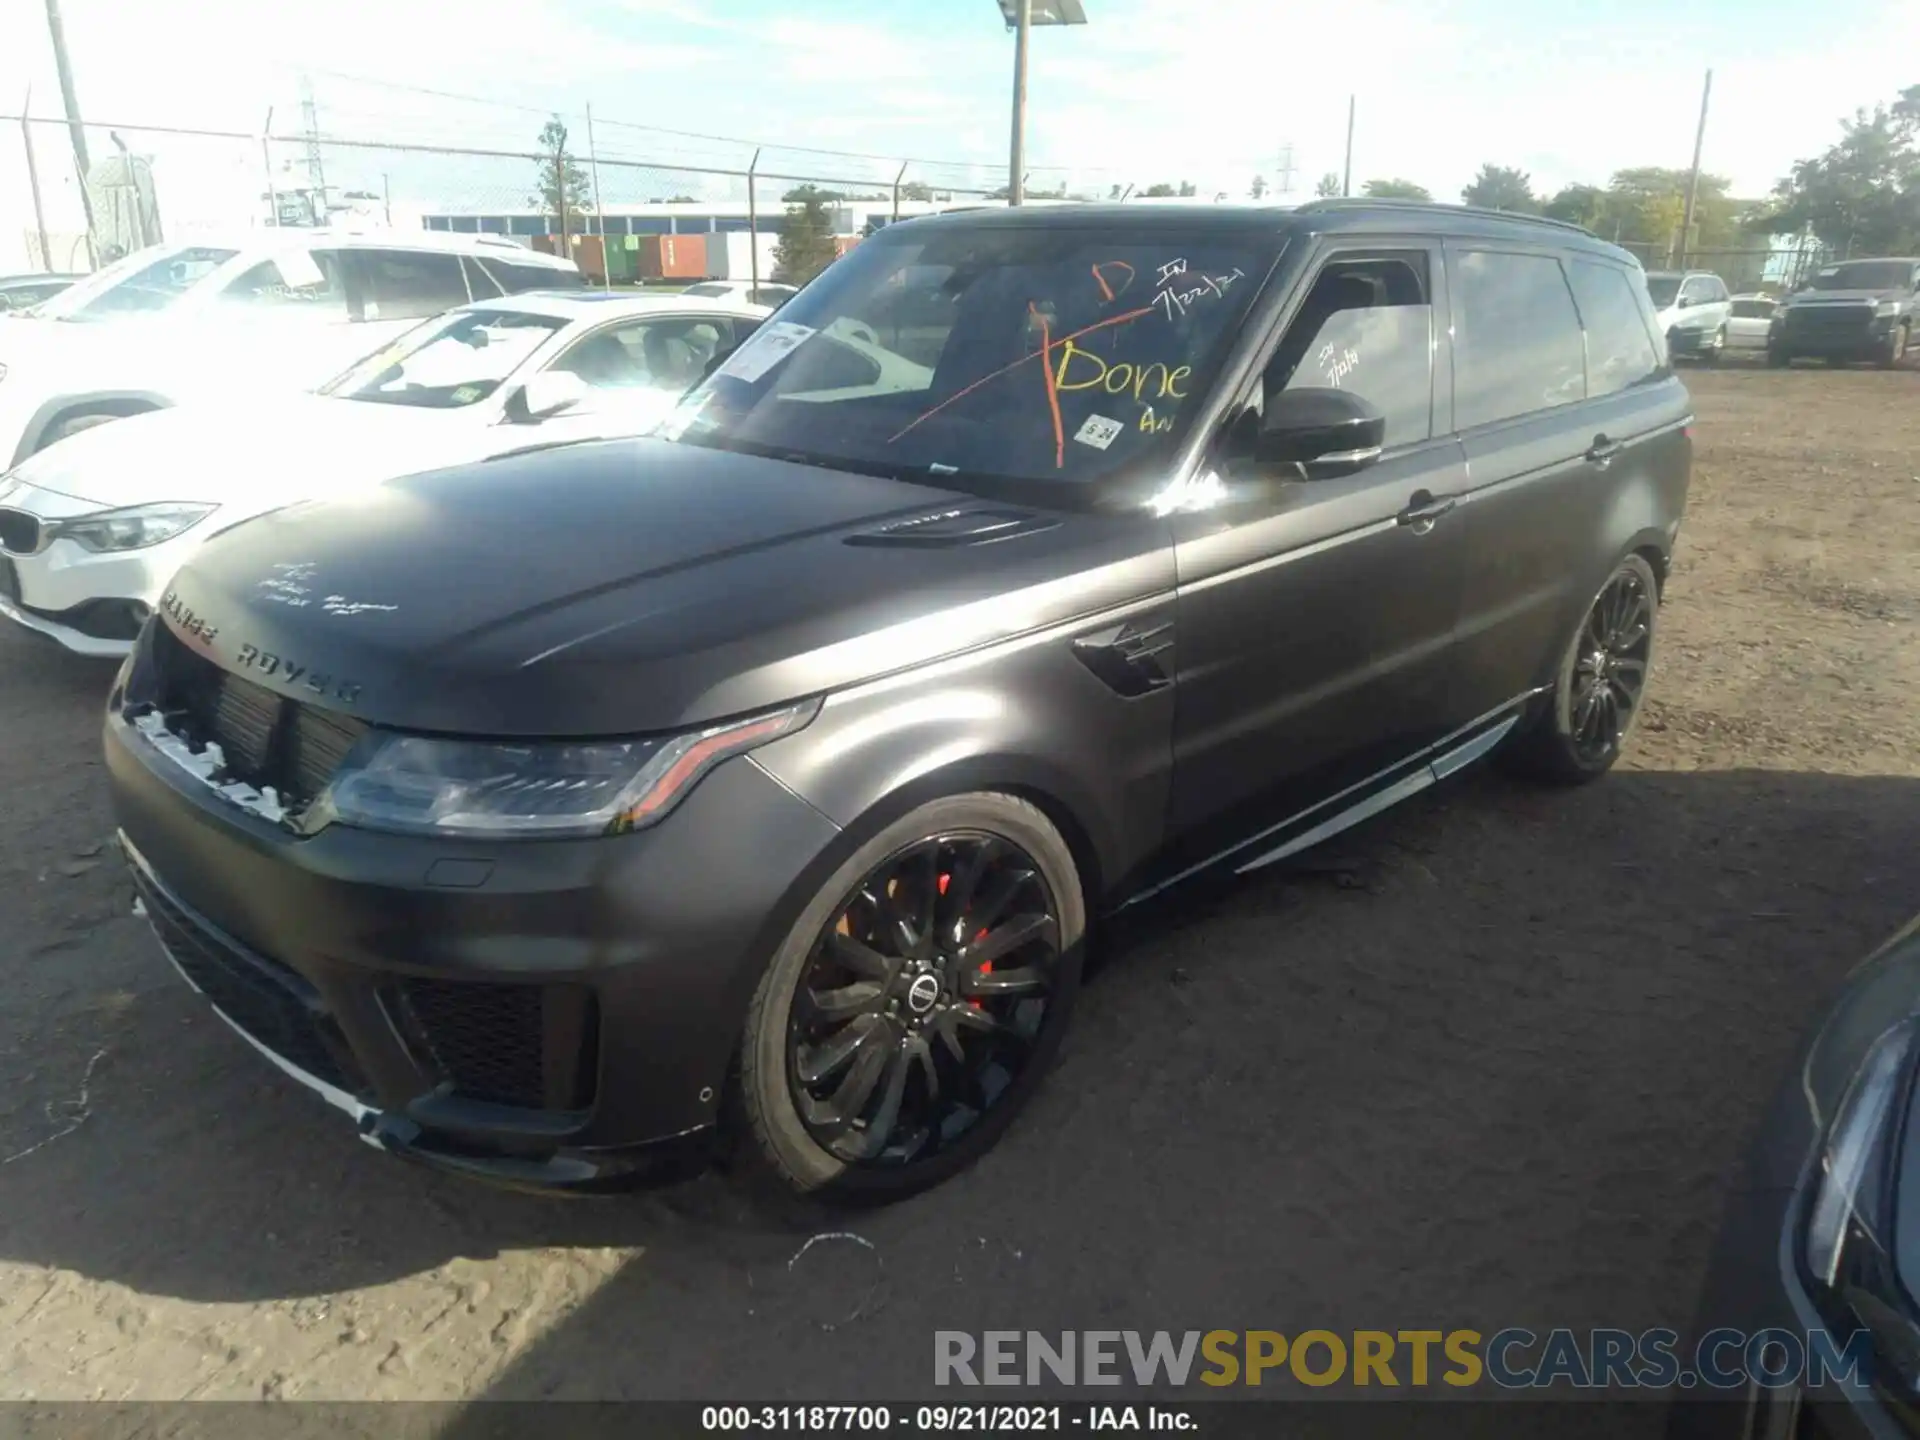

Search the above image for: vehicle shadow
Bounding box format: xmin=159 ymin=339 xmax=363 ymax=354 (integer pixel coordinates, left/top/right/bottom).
xmin=1 ymin=765 xmax=1916 ymax=1399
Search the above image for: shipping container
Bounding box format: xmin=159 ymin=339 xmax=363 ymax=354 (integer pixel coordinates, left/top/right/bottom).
xmin=632 ymin=233 xmax=708 ymax=280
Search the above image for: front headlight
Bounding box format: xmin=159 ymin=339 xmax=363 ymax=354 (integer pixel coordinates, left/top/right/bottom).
xmin=313 ymin=698 xmax=820 ymax=838
xmin=1806 ymin=1020 xmax=1916 ymax=1286
xmin=55 ymin=502 xmax=216 ymax=553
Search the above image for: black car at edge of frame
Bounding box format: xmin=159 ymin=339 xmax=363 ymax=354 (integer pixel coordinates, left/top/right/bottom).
xmin=102 ymin=199 xmax=1693 ymax=1202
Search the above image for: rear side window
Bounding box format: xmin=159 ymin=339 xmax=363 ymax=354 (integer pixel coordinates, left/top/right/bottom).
xmin=358 ymin=250 xmax=472 ymax=321
xmin=1567 ymin=261 xmax=1660 ymax=399
xmin=1451 ymin=249 xmax=1585 ymax=430
xmin=1731 ymin=298 xmax=1774 ymax=319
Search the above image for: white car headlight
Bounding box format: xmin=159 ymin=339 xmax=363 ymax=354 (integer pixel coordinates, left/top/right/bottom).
xmin=311 ymin=699 xmax=821 ymax=839
xmin=55 ymin=502 xmax=216 ymax=553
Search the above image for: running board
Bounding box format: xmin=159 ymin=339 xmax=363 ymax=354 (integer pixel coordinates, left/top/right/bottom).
xmin=1233 ymin=714 xmax=1519 ymax=875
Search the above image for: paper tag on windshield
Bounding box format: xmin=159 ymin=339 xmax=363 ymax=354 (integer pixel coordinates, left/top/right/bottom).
xmin=716 ymin=321 xmax=815 ymax=383
xmin=1074 ymin=414 xmax=1124 ymax=451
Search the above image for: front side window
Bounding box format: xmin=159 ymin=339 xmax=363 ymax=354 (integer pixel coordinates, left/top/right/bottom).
xmin=662 ymin=227 xmax=1277 ymax=490
xmin=1451 ymin=249 xmax=1586 ymax=430
xmin=34 ymin=244 xmax=241 ymax=320
xmin=319 ymin=308 xmax=567 ymax=409
xmin=218 ymin=250 xmax=350 ymax=316
xmin=547 ymin=315 xmax=742 ymax=394
xmin=358 ymin=250 xmax=473 ymax=321
xmin=1261 ymin=252 xmax=1434 ymax=449
xmin=1567 ymin=260 xmax=1660 ymax=399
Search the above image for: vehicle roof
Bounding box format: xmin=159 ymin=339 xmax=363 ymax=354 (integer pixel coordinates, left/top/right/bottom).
xmin=0 ymin=272 xmax=85 ymax=284
xmin=885 ymin=198 xmax=1640 ymax=265
xmin=160 ymin=229 xmax=580 ymax=267
xmin=450 ymin=290 xmax=771 ymax=321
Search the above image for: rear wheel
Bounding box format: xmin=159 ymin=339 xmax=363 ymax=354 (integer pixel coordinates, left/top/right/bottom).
xmin=1499 ymin=553 xmax=1659 ymax=786
xmin=737 ymin=792 xmax=1085 ymax=1205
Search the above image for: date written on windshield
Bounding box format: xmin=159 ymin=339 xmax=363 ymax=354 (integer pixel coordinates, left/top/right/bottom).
xmin=1152 ymin=258 xmax=1246 ymax=321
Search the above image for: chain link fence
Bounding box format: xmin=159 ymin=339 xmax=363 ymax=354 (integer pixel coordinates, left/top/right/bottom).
xmin=1615 ymin=234 xmax=1834 ymax=295
xmin=4 ymin=107 xmax=1129 ymax=282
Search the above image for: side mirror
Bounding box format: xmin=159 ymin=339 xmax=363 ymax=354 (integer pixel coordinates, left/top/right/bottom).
xmin=513 ymin=370 xmax=590 ymax=422
xmin=1255 ymin=387 xmax=1386 ymax=478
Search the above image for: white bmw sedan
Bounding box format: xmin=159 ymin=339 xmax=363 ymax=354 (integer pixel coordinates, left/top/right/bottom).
xmin=0 ymin=290 xmax=768 ymax=657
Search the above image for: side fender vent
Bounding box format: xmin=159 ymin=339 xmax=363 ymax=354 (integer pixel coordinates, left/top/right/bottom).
xmin=1071 ymin=613 xmax=1175 ymax=697
xmin=844 ymin=507 xmax=1061 ymax=549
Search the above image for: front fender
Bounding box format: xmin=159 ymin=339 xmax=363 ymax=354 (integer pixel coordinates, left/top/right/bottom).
xmin=753 ymin=598 xmax=1179 ymax=911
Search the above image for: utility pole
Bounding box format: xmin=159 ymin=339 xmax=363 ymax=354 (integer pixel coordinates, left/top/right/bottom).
xmin=43 ymin=0 xmax=96 ymax=264
xmin=21 ymin=88 xmax=52 ymax=271
xmin=1276 ymin=142 xmax=1296 ymax=198
xmin=300 ymin=73 xmax=327 ymax=224
xmin=1008 ymin=0 xmax=1030 ymax=206
xmin=1341 ymin=95 xmax=1355 ymax=198
xmin=1679 ymin=68 xmax=1712 ymax=269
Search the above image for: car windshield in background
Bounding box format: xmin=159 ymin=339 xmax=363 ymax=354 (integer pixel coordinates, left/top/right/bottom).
xmin=1644 ymin=276 xmax=1682 ymax=307
xmin=34 ymin=245 xmax=240 ymax=320
xmin=321 ymin=308 xmax=567 ymax=409
xmin=661 ymin=227 xmax=1275 ymax=489
xmin=1808 ymin=261 xmax=1912 ymax=291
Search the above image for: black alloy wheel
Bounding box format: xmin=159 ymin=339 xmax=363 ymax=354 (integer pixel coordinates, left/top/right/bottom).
xmin=737 ymin=792 xmax=1085 ymax=1204
xmin=788 ymin=832 xmax=1059 ymax=1166
xmin=1500 ymin=551 xmax=1660 ymax=785
xmin=1566 ymin=565 xmax=1654 ymax=767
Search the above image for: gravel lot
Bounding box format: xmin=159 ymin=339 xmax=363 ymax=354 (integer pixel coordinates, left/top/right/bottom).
xmin=2 ymin=362 xmax=1917 ymax=1411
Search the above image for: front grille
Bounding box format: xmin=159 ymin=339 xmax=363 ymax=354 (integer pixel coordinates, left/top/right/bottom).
xmin=1783 ymin=305 xmax=1874 ymax=339
xmin=393 ymin=978 xmax=597 ymax=1111
xmin=0 ymin=556 xmax=17 ymax=604
xmin=131 ymin=862 xmax=366 ymax=1096
xmin=145 ymin=624 xmax=367 ymax=815
xmin=0 ymin=507 xmax=40 ymax=555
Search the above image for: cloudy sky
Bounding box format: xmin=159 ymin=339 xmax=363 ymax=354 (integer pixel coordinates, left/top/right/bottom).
xmin=2 ymin=0 xmax=1914 ymax=260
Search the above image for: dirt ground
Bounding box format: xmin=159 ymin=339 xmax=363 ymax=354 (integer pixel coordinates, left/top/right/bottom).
xmin=1 ymin=361 xmax=1917 ymax=1411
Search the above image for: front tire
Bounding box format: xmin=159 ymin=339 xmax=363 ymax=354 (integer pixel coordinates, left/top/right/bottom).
xmin=1499 ymin=553 xmax=1659 ymax=785
xmin=737 ymin=792 xmax=1085 ymax=1205
xmin=1879 ymin=323 xmax=1910 ymax=369
xmin=1703 ymin=326 xmax=1726 ymax=365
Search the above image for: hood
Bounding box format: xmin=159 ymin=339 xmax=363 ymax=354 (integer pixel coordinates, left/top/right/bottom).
xmin=1787 ymin=289 xmax=1903 ymax=307
xmin=7 ymin=395 xmax=486 ymax=514
xmin=155 ymin=439 xmax=1172 ymax=735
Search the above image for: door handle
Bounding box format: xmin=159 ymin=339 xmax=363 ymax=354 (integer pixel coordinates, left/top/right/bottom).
xmin=1585 ymin=434 xmax=1624 ymax=467
xmin=1397 ymin=490 xmax=1457 ymax=531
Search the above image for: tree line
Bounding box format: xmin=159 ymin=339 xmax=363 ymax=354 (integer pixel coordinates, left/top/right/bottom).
xmin=527 ymin=80 xmax=1920 ymax=289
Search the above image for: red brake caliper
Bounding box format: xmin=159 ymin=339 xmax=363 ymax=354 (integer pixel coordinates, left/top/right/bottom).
xmin=937 ymin=873 xmax=991 ymax=1008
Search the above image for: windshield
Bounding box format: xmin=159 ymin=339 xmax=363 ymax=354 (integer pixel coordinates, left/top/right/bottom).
xmin=659 ymin=225 xmax=1275 ymax=489
xmin=1807 ymin=261 xmax=1913 ymax=292
xmin=33 ymin=244 xmax=241 ymax=320
xmin=321 ymin=308 xmax=567 ymax=409
xmin=1643 ymin=276 xmax=1682 ymax=308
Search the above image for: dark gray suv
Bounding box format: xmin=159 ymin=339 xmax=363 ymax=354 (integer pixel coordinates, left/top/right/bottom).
xmin=103 ymin=200 xmax=1693 ymax=1202
xmin=1769 ymin=257 xmax=1920 ymax=368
